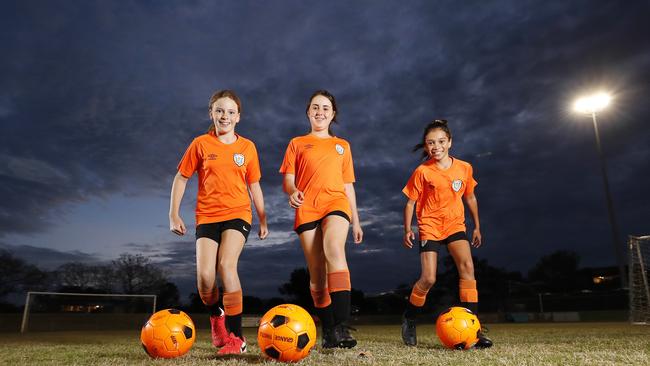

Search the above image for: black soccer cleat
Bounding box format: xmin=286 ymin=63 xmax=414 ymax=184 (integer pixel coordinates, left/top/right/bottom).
xmin=473 ymin=330 xmax=493 ymax=349
xmin=401 ymin=314 xmax=417 ymax=346
xmin=335 ymin=323 xmax=357 ymax=348
xmin=321 ymin=326 xmax=339 ymax=349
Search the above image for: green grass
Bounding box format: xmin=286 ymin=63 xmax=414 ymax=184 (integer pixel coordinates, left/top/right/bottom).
xmin=2 ymin=323 xmax=649 ymax=365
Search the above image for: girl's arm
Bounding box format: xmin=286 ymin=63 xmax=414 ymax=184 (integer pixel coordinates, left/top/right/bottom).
xmin=249 ymin=181 xmax=268 ymax=239
xmin=283 ymin=173 xmax=304 ymax=208
xmin=464 ymin=192 xmax=482 ymax=247
xmin=344 ymin=183 xmax=363 ymax=244
xmin=169 ymin=172 xmax=189 ymax=236
xmin=403 ymin=199 xmax=416 ymax=248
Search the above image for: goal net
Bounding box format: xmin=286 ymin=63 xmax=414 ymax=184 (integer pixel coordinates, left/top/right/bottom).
xmin=629 ymin=236 xmax=650 ymax=324
xmin=21 ymin=292 xmax=156 ymax=332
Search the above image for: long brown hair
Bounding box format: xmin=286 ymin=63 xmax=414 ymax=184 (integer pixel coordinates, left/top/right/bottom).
xmin=306 ymin=90 xmax=338 ymax=136
xmin=207 ymin=90 xmax=242 ymax=133
xmin=413 ymin=119 xmax=452 ymax=160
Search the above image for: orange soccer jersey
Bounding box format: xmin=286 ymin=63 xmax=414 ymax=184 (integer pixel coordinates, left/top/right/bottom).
xmin=177 ymin=132 xmax=261 ymax=226
xmin=279 ymin=134 xmax=355 ymax=229
xmin=402 ymin=157 xmax=477 ymax=241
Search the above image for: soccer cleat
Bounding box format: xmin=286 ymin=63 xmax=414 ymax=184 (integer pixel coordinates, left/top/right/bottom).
xmin=217 ymin=333 xmax=247 ymax=355
xmin=210 ymin=307 xmax=228 ymax=348
xmin=401 ymin=315 xmax=417 ymax=346
xmin=335 ymin=323 xmax=357 ymax=348
xmin=321 ymin=326 xmax=339 ymax=349
xmin=473 ymin=330 xmax=493 ymax=349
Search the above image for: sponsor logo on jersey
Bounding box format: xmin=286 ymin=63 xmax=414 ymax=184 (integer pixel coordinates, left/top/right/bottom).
xmin=452 ymin=179 xmax=463 ymax=192
xmin=335 ymin=144 xmax=344 ymax=155
xmin=207 ymin=153 xmax=218 ymax=160
xmin=233 ymin=153 xmax=245 ymax=166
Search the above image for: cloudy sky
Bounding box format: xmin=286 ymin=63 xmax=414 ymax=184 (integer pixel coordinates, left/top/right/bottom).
xmin=1 ymin=0 xmax=649 ymax=300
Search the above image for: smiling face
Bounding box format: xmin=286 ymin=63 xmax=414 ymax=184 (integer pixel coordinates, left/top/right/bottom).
xmin=210 ymin=97 xmax=240 ymax=135
xmin=424 ymin=128 xmax=452 ymax=161
xmin=307 ymin=94 xmax=336 ymax=134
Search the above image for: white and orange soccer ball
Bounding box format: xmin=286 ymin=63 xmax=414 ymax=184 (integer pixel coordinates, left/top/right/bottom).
xmin=435 ymin=306 xmax=481 ymax=350
xmin=140 ymin=309 xmax=195 ymax=358
xmin=257 ymin=304 xmax=317 ymax=362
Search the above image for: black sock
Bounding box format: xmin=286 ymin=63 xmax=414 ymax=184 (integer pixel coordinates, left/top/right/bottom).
xmin=403 ymin=301 xmax=420 ymax=320
xmin=226 ymin=313 xmax=242 ymax=338
xmin=208 ymin=303 xmax=222 ymax=316
xmin=315 ymin=304 xmax=335 ymax=330
xmin=460 ymin=302 xmax=478 ymax=315
xmin=330 ymin=290 xmax=351 ymax=325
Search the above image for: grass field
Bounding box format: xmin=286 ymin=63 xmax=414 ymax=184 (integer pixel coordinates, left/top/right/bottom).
xmin=2 ymin=323 xmax=649 ymax=365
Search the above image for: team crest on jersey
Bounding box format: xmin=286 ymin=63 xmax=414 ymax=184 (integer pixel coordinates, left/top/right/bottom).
xmin=233 ymin=153 xmax=245 ymax=167
xmin=335 ymin=144 xmax=344 ymax=155
xmin=452 ymin=179 xmax=463 ymax=192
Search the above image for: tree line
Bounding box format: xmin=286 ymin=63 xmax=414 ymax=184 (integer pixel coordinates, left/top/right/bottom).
xmin=0 ymin=249 xmax=625 ymax=314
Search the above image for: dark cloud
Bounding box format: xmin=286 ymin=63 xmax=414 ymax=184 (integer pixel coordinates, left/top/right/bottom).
xmin=0 ymin=242 xmax=103 ymax=270
xmin=1 ymin=0 xmax=649 ymax=297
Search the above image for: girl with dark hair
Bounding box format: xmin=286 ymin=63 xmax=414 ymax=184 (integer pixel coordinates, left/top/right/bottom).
xmin=279 ymin=90 xmax=363 ymax=348
xmin=400 ymin=119 xmax=492 ymax=348
xmin=169 ymin=89 xmax=268 ymax=355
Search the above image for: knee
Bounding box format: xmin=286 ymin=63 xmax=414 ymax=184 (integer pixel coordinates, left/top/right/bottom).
xmin=218 ymin=258 xmax=238 ymax=275
xmin=419 ymin=274 xmax=436 ymax=289
xmin=196 ymin=269 xmax=215 ymax=289
xmin=458 ymin=260 xmax=475 ymax=278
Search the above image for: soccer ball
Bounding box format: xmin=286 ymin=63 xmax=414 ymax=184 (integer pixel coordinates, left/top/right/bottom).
xmin=435 ymin=306 xmax=481 ymax=350
xmin=257 ymin=304 xmax=317 ymax=362
xmin=140 ymin=309 xmax=195 ymax=358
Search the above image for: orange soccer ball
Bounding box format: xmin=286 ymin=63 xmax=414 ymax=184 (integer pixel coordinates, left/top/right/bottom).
xmin=140 ymin=309 xmax=196 ymax=358
xmin=435 ymin=306 xmax=481 ymax=350
xmin=257 ymin=304 xmax=317 ymax=362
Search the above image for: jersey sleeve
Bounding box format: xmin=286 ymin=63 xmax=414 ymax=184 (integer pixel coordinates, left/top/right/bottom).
xmin=402 ymin=168 xmax=423 ymax=201
xmin=342 ymin=141 xmax=356 ymax=183
xmin=246 ymin=143 xmax=262 ymax=184
xmin=464 ymin=163 xmax=478 ymax=196
xmin=177 ymin=138 xmax=201 ymax=178
xmin=279 ymin=139 xmax=296 ymax=174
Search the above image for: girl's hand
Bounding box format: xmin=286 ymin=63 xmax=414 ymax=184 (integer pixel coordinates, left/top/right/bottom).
xmin=289 ymin=190 xmax=304 ymax=208
xmin=352 ymin=223 xmax=363 ymax=244
xmin=259 ymin=222 xmax=269 ymax=240
xmin=169 ymin=215 xmax=186 ymax=236
xmin=471 ymin=228 xmax=482 ymax=248
xmin=404 ymin=230 xmax=415 ymax=249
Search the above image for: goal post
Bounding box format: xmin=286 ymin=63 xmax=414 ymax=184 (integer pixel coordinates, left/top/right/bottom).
xmin=21 ymin=291 xmax=157 ymax=333
xmin=629 ymin=235 xmax=650 ymax=325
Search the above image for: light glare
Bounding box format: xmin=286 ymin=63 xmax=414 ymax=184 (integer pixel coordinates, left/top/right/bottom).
xmin=573 ymin=92 xmax=611 ymax=114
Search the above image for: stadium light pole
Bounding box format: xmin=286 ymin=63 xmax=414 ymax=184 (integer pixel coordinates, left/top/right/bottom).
xmin=573 ymin=92 xmax=627 ymax=288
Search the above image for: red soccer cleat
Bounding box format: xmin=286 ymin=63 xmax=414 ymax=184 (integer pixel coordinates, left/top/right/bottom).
xmin=217 ymin=333 xmax=247 ymax=355
xmin=210 ymin=307 xmax=228 ymax=347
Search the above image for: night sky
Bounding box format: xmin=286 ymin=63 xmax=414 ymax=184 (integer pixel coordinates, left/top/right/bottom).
xmin=1 ymin=1 xmax=649 ymax=300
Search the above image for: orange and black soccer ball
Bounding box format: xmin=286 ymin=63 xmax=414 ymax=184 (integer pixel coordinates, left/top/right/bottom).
xmin=140 ymin=309 xmax=195 ymax=358
xmin=435 ymin=306 xmax=481 ymax=350
xmin=257 ymin=304 xmax=317 ymax=362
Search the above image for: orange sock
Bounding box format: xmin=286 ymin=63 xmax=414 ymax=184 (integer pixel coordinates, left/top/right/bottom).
xmin=310 ymin=288 xmax=332 ymax=308
xmin=327 ymin=270 xmax=351 ymax=293
xmin=459 ymin=279 xmax=478 ymax=303
xmin=409 ymin=282 xmax=429 ymax=307
xmin=223 ymin=290 xmax=243 ymax=316
xmin=198 ymin=288 xmax=219 ymax=306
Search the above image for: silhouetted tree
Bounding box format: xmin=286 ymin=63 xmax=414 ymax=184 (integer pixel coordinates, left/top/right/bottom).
xmin=0 ymin=249 xmax=47 ymax=299
xmin=528 ymin=250 xmax=580 ymax=292
xmin=112 ymin=253 xmax=166 ymax=294
xmin=54 ymin=262 xmax=114 ymax=292
xmin=278 ymin=268 xmax=312 ymax=310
